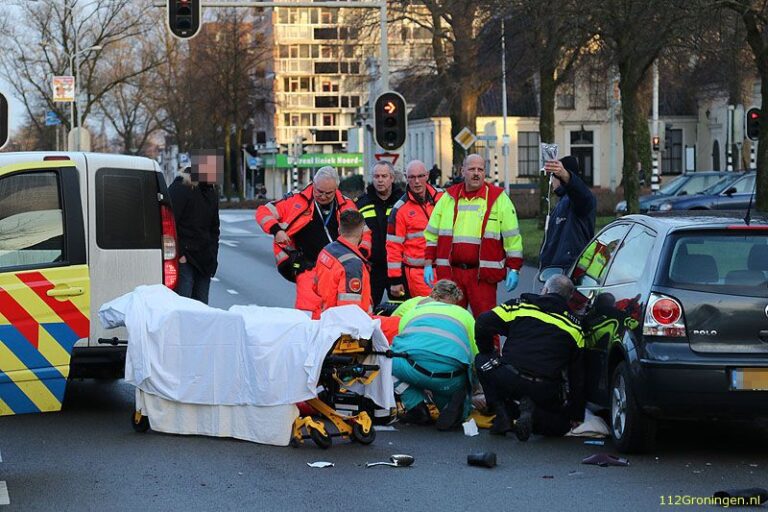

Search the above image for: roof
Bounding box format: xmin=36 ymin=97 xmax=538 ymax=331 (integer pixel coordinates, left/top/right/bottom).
xmin=627 ymin=211 xmax=768 ymax=230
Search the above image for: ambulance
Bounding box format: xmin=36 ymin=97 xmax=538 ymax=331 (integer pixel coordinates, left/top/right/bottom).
xmin=0 ymin=152 xmax=178 ymax=415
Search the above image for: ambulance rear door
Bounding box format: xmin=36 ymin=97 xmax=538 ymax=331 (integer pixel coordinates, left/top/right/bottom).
xmin=0 ymin=160 xmax=89 ymax=415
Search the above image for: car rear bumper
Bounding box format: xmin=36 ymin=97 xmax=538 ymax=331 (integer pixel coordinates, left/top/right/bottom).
xmin=636 ymin=359 xmax=768 ymax=420
xmin=70 ymin=346 xmax=126 ymax=379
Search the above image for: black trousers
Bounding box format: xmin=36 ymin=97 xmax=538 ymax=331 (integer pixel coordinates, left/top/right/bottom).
xmin=370 ymin=262 xmax=389 ymax=307
xmin=475 ymin=353 xmax=571 ymax=437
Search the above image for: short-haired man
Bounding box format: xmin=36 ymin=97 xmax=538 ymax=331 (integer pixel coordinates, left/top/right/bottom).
xmin=312 ymin=209 xmax=372 ymax=318
xmin=356 ymin=162 xmax=404 ymax=306
xmin=387 ymin=160 xmax=442 ymax=300
xmin=423 ymin=154 xmax=523 ymax=317
xmin=392 ymin=279 xmax=477 ymax=431
xmin=256 ymin=167 xmax=371 ymax=313
xmin=474 ymin=274 xmax=585 ymax=441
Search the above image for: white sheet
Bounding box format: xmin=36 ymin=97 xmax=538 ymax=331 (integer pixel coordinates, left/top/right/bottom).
xmin=99 ymin=285 xmax=395 ymax=409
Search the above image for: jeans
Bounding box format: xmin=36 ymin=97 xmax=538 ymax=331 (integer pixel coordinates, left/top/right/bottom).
xmin=176 ymin=262 xmax=211 ymax=304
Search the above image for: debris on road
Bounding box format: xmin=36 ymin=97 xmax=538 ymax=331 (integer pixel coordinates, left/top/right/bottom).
xmin=581 ymin=454 xmax=630 ymax=467
xmin=462 ymin=418 xmax=479 ymax=437
xmin=467 ymin=452 xmax=496 ymax=468
xmin=307 ymin=461 xmax=334 ymax=468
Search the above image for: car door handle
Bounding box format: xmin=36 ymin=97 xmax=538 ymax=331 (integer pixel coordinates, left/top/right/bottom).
xmin=46 ymin=287 xmax=84 ymax=297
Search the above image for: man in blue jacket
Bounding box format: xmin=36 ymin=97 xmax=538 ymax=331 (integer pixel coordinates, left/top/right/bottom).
xmin=538 ymin=156 xmax=596 ymax=271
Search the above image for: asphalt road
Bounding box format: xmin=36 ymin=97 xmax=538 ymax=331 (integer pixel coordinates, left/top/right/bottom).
xmin=1 ymin=210 xmax=766 ymax=511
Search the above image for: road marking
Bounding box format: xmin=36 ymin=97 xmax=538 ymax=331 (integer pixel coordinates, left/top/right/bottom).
xmin=226 ymin=289 xmax=239 ymax=295
xmin=219 ymin=240 xmax=239 ymax=247
xmin=0 ymin=481 xmax=9 ymax=506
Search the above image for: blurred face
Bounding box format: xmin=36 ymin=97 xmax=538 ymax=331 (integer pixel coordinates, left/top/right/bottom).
xmin=372 ymin=164 xmax=394 ymax=196
xmin=190 ymin=153 xmax=223 ymax=184
xmin=406 ymin=162 xmax=428 ymax=197
xmin=462 ymin=155 xmax=485 ymax=192
xmin=313 ymin=177 xmax=337 ymax=205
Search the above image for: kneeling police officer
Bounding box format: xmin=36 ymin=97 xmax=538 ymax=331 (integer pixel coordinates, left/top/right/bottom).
xmin=474 ymin=274 xmax=585 ymax=441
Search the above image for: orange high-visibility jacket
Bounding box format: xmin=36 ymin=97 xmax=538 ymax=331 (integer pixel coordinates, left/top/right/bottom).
xmin=386 ymin=184 xmax=442 ymax=283
xmin=312 ymin=236 xmax=372 ymax=318
xmin=255 ymin=184 xmax=371 ymax=267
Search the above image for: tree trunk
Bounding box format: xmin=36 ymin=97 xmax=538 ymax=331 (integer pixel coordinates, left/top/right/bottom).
xmin=619 ymin=73 xmax=642 ymax=214
xmin=538 ymin=65 xmax=557 ymax=228
xmin=449 ymin=9 xmax=480 ymax=167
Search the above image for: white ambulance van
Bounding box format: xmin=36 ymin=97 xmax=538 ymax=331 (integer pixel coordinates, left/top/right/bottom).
xmin=0 ymin=152 xmax=178 ymax=415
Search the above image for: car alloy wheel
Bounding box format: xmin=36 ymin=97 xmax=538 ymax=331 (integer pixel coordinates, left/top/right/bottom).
xmin=611 ymin=373 xmax=627 ymax=439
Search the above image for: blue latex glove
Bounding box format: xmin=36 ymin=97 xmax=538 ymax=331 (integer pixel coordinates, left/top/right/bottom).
xmin=505 ymin=269 xmax=519 ymax=292
xmin=424 ymin=265 xmax=435 ymax=288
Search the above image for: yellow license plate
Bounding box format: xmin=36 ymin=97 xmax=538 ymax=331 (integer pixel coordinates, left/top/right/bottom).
xmin=731 ymin=369 xmax=768 ymax=391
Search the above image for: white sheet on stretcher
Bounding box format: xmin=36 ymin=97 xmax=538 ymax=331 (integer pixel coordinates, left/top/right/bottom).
xmin=98 ymin=285 xmax=395 ymax=410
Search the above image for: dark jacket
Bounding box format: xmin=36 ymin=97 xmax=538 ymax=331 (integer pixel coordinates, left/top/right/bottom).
xmin=355 ymin=183 xmax=403 ymax=268
xmin=539 ymin=171 xmax=596 ymax=270
xmin=168 ymin=176 xmax=220 ymax=277
xmin=476 ymin=293 xmax=585 ymax=421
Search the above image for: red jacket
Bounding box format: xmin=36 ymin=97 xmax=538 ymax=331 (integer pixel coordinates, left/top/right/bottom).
xmin=386 ymin=185 xmax=442 ymax=283
xmin=255 ymin=184 xmax=371 ymax=267
xmin=312 ymin=236 xmax=372 ymax=318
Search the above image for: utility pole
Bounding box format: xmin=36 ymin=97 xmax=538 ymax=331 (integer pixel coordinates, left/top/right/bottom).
xmin=501 ymin=17 xmax=509 ymax=191
xmin=727 ymin=104 xmax=734 ymax=171
xmin=651 ymin=61 xmax=660 ymax=191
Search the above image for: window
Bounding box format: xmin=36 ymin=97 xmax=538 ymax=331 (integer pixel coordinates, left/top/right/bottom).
xmin=314 ymin=27 xmax=337 ymax=40
xmin=517 ymin=131 xmax=540 ymax=177
xmin=316 ymin=130 xmax=338 ymax=142
xmin=322 ymin=114 xmax=336 ymax=126
xmin=314 ymin=62 xmax=338 ymax=74
xmin=557 ymin=75 xmax=575 ymax=109
xmin=320 ymin=45 xmax=337 ymax=59
xmin=0 ymin=171 xmax=64 ymax=269
xmin=588 ymin=73 xmax=608 ymax=109
xmin=320 ymin=9 xmax=337 ymax=24
xmin=278 ymin=46 xmax=289 ymax=58
xmin=309 ymin=9 xmax=318 ymax=24
xmin=95 ymin=169 xmax=161 ymax=250
xmin=604 ymin=226 xmax=656 ymax=285
xmin=315 ymin=96 xmax=339 ymax=108
xmin=572 ymin=224 xmax=631 ymax=288
xmin=341 ymin=96 xmax=349 ymax=108
xmin=662 ymin=128 xmax=683 ymax=175
xmin=726 ymin=174 xmax=756 ymax=194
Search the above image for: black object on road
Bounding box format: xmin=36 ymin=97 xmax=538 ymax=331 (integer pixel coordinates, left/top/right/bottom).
xmin=467 ymin=452 xmax=497 ymax=468
xmin=581 ymin=454 xmax=629 ymax=467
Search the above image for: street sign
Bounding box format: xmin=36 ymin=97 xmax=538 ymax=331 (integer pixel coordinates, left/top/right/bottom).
xmin=374 ymin=152 xmax=400 ymax=165
xmin=454 ymin=127 xmax=477 ymax=150
xmin=52 ymin=76 xmax=75 ymax=102
xmin=45 ymin=111 xmax=61 ymax=126
xmin=262 ymin=153 xmax=363 ymax=169
xmin=0 ymin=92 xmax=8 ymax=150
xmin=246 ymin=155 xmax=262 ymax=169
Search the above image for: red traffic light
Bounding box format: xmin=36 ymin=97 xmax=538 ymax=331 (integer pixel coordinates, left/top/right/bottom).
xmin=749 ymin=111 xmax=759 ymax=120
xmin=746 ymin=107 xmax=761 ymax=141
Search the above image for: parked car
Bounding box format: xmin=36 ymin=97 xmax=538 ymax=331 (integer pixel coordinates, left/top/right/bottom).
xmin=615 ymin=171 xmax=731 ymax=213
xmin=652 ymin=172 xmax=756 ymax=211
xmin=647 ymin=172 xmax=749 ymax=212
xmin=559 ymin=211 xmax=768 ymax=452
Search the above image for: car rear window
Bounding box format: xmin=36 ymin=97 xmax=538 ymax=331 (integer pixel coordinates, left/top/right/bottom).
xmin=95 ymin=168 xmax=161 ymax=249
xmin=661 ymin=231 xmax=768 ymax=297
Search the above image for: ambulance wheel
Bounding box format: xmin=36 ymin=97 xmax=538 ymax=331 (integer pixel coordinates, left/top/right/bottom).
xmin=352 ymin=423 xmax=376 ymax=445
xmin=132 ymin=414 xmax=150 ymax=433
xmin=310 ymin=429 xmax=332 ymax=450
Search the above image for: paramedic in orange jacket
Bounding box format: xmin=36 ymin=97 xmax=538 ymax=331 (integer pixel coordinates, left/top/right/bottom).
xmin=256 ymin=166 xmax=372 ymax=312
xmin=312 ymin=209 xmax=372 ymax=318
xmin=387 ymin=160 xmax=442 ymax=299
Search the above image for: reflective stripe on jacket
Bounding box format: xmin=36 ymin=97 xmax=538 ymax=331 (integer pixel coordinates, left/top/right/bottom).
xmin=255 ymin=184 xmax=371 ymax=267
xmin=423 ymin=183 xmax=523 ymax=283
xmin=312 ymin=235 xmax=372 ymax=318
xmin=386 ymin=185 xmax=442 ymax=282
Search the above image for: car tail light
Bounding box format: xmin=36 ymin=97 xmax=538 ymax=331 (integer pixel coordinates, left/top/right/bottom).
xmin=643 ymin=293 xmax=687 ymax=338
xmin=43 ymin=156 xmax=72 ymax=161
xmin=161 ymin=204 xmax=179 ymax=290
xmin=727 ymin=225 xmax=768 ymax=231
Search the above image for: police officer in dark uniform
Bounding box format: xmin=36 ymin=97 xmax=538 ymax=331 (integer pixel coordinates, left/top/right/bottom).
xmin=474 ymin=274 xmax=585 ymax=441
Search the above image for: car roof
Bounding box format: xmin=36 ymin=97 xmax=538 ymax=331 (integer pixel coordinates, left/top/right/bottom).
xmin=620 ymin=211 xmax=768 ymax=233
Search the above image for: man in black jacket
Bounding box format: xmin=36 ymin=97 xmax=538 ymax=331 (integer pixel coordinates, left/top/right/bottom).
xmin=539 ymin=156 xmax=596 ymax=271
xmin=355 ymin=161 xmax=403 ymax=306
xmin=169 ymin=161 xmax=221 ymax=304
xmin=474 ymin=274 xmax=584 ymax=441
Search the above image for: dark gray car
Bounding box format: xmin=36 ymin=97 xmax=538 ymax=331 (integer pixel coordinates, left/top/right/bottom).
xmin=566 ymin=212 xmax=768 ymax=452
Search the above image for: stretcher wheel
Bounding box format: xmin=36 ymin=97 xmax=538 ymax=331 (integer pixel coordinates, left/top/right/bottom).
xmin=310 ymin=428 xmax=332 ymax=450
xmin=132 ymin=413 xmax=150 ymax=433
xmin=352 ymin=422 xmax=376 ymax=445
xmin=289 ymin=437 xmax=301 ymax=448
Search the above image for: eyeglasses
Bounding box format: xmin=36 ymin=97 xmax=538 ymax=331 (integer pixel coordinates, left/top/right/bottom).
xmin=407 ymin=174 xmax=428 ymax=181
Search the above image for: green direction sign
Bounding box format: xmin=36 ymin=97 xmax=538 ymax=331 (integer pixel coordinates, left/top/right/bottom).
xmin=263 ymin=153 xmax=363 ymax=169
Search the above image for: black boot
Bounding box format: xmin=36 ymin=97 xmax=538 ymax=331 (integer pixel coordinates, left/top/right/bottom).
xmin=398 ymin=402 xmax=433 ymax=425
xmin=436 ymin=389 xmax=466 ymax=431
xmin=490 ymin=406 xmax=513 ymax=436
xmin=513 ymin=397 xmax=534 ymax=442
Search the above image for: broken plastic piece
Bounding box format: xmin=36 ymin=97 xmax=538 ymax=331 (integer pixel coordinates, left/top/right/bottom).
xmin=306 ymin=461 xmax=334 ymax=468
xmin=581 ymin=454 xmax=630 ymax=467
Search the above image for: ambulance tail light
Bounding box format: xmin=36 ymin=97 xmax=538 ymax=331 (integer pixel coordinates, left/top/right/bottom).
xmin=161 ymin=204 xmax=179 ymax=289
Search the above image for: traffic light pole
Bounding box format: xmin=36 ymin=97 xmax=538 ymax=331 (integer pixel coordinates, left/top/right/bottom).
xmin=651 ymin=61 xmax=660 ymax=192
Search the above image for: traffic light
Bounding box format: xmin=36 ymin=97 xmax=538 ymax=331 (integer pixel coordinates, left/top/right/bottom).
xmin=652 ymin=135 xmax=660 ymax=152
xmin=374 ymin=91 xmax=407 ymax=150
xmin=746 ymin=107 xmax=761 ymax=141
xmin=0 ymin=92 xmax=8 ymax=150
xmin=167 ymin=0 xmax=201 ymax=40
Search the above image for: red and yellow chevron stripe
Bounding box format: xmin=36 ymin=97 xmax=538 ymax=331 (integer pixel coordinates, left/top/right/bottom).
xmin=0 ymin=265 xmax=89 ymax=416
